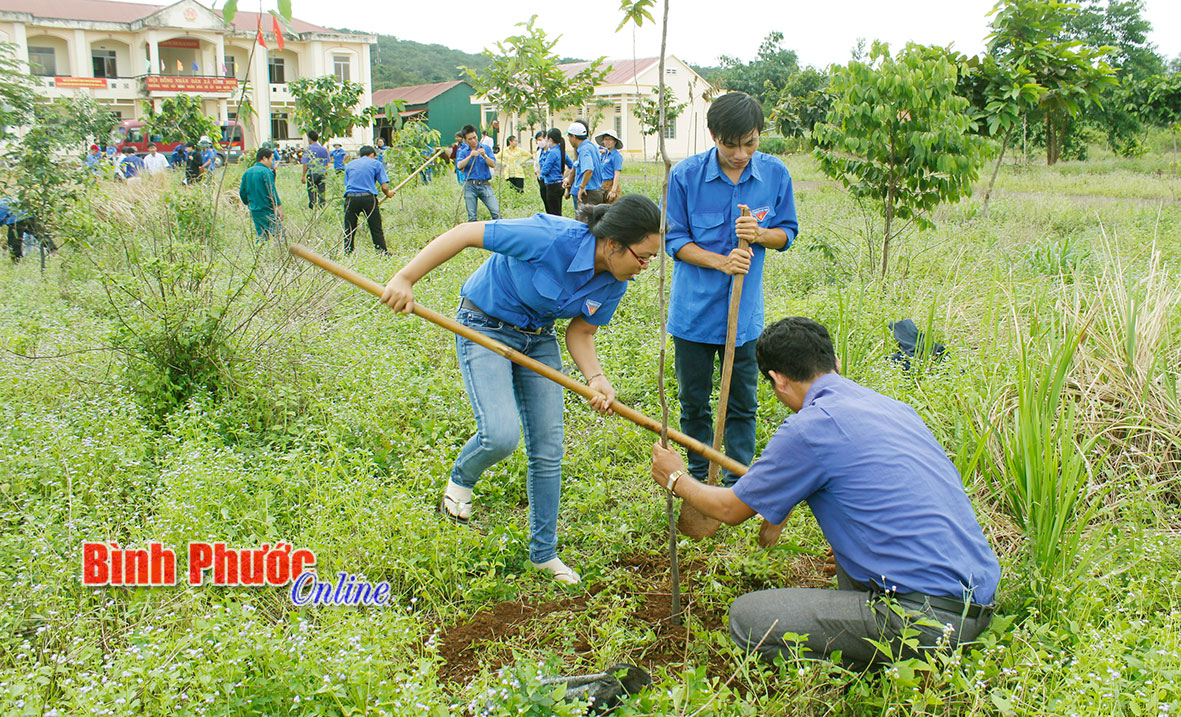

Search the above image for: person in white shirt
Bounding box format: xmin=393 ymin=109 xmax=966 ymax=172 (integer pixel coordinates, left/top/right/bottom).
xmin=143 ymin=144 xmax=170 ymax=174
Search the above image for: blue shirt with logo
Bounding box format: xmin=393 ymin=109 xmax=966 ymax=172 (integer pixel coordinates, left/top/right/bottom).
xmin=665 ymin=148 xmax=797 ymax=345
xmin=330 ymin=148 xmax=347 ymax=170
xmin=733 ymin=373 xmax=1001 ymax=604
xmin=120 ymin=154 xmax=146 ymax=178
xmin=302 ymin=142 xmax=330 ymax=173
xmin=343 ymin=156 xmax=390 ymax=195
xmin=456 ymin=142 xmax=494 ymax=181
xmin=571 ymin=140 xmax=603 ymax=191
xmin=201 ymin=148 xmax=218 ymax=169
xmin=599 ymin=147 xmax=622 ymax=186
xmin=461 ymin=214 xmax=629 ymax=331
xmin=538 ymin=146 xmax=572 ymax=184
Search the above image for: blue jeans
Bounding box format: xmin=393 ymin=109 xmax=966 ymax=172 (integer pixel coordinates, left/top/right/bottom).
xmin=451 ymin=307 xmax=563 ymax=563
xmin=673 ymin=336 xmax=759 ymax=486
xmin=463 ymin=181 xmax=501 ymax=222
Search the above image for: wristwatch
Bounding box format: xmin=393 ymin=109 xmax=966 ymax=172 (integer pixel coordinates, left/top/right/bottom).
xmin=666 ymin=470 xmax=687 ymax=496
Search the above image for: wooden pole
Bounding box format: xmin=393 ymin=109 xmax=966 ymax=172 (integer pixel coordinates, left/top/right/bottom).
xmin=678 ymin=206 xmax=751 ymax=540
xmin=379 ymin=147 xmax=447 ymax=205
xmin=288 ymin=243 xmax=748 ymax=477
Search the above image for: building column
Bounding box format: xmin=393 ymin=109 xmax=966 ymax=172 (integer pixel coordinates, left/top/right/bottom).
xmin=215 ymin=35 xmax=225 ymax=76
xmin=358 ymin=43 xmax=372 ymax=143
xmin=12 ymin=23 xmax=28 ymax=74
xmin=308 ymin=40 xmax=323 ymax=78
xmin=250 ymin=39 xmax=271 ymax=145
xmin=218 ymin=98 xmax=228 ymax=122
xmin=71 ymin=29 xmax=88 ymax=77
xmin=148 ymin=32 xmax=160 ymax=75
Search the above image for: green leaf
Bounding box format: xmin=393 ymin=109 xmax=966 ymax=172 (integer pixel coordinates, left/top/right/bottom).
xmin=277 ymin=0 xmax=292 ymax=21
xmin=220 ymin=0 xmax=237 ymax=24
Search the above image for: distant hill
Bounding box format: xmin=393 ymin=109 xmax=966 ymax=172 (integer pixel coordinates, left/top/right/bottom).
xmin=333 ymin=30 xmax=492 ymax=89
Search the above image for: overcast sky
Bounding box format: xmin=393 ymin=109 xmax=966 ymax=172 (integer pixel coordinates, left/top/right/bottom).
xmin=111 ymin=0 xmax=1178 ymax=69
xmin=272 ymin=0 xmax=1178 ymax=69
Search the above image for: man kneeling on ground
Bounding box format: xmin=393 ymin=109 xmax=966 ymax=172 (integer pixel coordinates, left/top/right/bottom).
xmin=650 ymin=316 xmax=1000 ymax=668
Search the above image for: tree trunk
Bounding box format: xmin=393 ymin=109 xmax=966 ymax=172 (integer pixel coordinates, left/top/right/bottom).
xmin=881 ymin=132 xmax=896 ymax=279
xmin=1046 ymin=114 xmax=1057 ymax=166
xmin=982 ymin=126 xmax=1013 ymax=217
xmin=1172 ymin=126 xmax=1177 ymax=178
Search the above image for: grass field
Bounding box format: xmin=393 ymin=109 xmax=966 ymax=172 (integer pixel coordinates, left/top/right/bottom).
xmin=0 ymin=149 xmax=1178 ymax=715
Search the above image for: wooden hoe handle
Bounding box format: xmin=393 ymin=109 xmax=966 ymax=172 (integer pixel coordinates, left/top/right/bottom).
xmin=289 ymin=243 xmax=749 ymax=477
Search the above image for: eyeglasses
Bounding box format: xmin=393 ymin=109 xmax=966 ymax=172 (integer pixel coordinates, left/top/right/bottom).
xmin=626 ymin=245 xmax=655 ymax=267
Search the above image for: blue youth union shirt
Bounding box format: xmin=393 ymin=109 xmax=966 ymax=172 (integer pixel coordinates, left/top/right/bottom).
xmin=571 ymin=140 xmax=603 ymax=191
xmin=599 ymin=147 xmax=622 ymax=185
xmin=456 ymin=143 xmax=493 ymax=181
xmin=461 ymin=214 xmax=629 ymax=331
xmin=343 ymin=156 xmax=389 ymax=195
xmin=665 ymin=148 xmax=797 ymax=346
xmin=302 ymin=142 xmax=329 ymax=173
xmin=539 ymin=146 xmax=569 ymax=184
xmin=330 ymin=148 xmax=347 ymax=169
xmin=732 ymin=374 xmax=1001 ymax=604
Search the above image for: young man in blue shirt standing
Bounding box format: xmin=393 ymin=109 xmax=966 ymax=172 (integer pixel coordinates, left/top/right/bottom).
xmin=118 ymin=146 xmax=146 ymax=180
xmin=562 ymin=120 xmax=603 ymax=209
xmin=455 ymin=124 xmax=500 ymax=222
xmin=342 ymin=145 xmax=395 ymax=254
xmin=665 ymin=91 xmax=798 ymax=488
xmin=301 ymin=130 xmax=330 ymax=209
xmin=651 ymin=316 xmax=1000 ymax=668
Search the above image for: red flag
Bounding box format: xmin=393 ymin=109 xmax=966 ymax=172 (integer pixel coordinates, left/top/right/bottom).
xmin=256 ymin=19 xmax=267 ymax=49
xmin=272 ymin=15 xmax=285 ymax=52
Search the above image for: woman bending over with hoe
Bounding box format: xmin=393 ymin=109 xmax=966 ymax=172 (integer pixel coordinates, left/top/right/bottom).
xmin=381 ymin=195 xmax=662 ymax=584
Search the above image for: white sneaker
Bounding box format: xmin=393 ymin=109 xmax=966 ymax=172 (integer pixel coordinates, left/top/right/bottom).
xmin=532 ymin=557 xmax=581 ymax=585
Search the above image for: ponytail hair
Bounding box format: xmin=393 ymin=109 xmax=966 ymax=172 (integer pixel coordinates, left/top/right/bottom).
xmin=578 ymin=194 xmax=661 ymax=247
xmin=546 ymin=127 xmax=566 ymax=170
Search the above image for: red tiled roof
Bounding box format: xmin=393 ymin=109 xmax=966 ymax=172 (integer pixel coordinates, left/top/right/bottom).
xmin=559 ymin=57 xmax=660 ymax=85
xmin=0 ymin=0 xmax=158 ymax=22
xmin=0 ymin=0 xmax=336 ymax=34
xmin=373 ymin=81 xmax=466 ymax=107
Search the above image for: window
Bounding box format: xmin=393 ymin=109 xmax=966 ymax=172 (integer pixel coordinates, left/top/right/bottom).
xmin=663 ymin=119 xmax=676 ymax=140
xmin=92 ymin=49 xmax=117 ymax=78
xmin=268 ymin=56 xmax=285 ymax=84
xmin=270 ymin=112 xmax=289 ymax=140
xmin=614 ymin=114 xmax=622 ymax=136
xmin=224 ymin=55 xmax=236 ymax=77
xmin=665 ymin=67 xmax=677 ymax=75
xmin=28 ymin=46 xmax=56 ymax=76
xmin=333 ymin=55 xmax=350 ymax=83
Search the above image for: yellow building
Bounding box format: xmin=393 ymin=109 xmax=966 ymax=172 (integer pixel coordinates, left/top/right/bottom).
xmin=0 ymin=0 xmax=376 ymax=147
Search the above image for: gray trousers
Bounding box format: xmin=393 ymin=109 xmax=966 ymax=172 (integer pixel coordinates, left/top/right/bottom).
xmin=728 ymin=565 xmax=993 ymax=669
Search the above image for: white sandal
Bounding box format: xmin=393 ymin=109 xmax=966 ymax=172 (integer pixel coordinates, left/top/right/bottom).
xmin=532 ymin=558 xmax=581 ymax=585
xmin=440 ymin=494 xmax=471 ymax=525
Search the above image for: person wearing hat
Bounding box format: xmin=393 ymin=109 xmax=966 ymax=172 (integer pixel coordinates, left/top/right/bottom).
xmin=664 ymin=91 xmax=798 ymax=488
xmin=596 ymin=130 xmax=624 ymax=203
xmin=456 ymin=124 xmax=500 ymax=222
xmin=85 ymin=145 xmax=103 ymax=175
xmin=198 ymin=136 xmax=218 ymax=176
xmin=562 ymin=120 xmax=604 ymax=209
xmin=330 ymin=143 xmax=348 ymax=174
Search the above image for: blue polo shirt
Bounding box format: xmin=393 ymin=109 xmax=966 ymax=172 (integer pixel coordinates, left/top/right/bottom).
xmin=201 ymin=148 xmax=218 ymax=169
xmin=599 ymin=147 xmax=622 ymax=185
xmin=343 ymin=156 xmax=389 ymax=195
xmin=303 ymin=142 xmax=329 ymax=173
xmin=571 ymin=140 xmax=603 ymax=191
xmin=120 ymin=154 xmax=146 ymax=178
xmin=665 ymin=148 xmax=797 ymax=345
xmin=461 ymin=214 xmax=629 ymax=331
xmin=330 ymin=148 xmax=347 ymax=170
xmin=0 ymin=199 xmax=28 ymax=225
xmin=733 ymin=374 xmax=1001 ymax=604
xmin=538 ymin=146 xmax=572 ymax=184
xmin=456 ymin=143 xmax=494 ymax=181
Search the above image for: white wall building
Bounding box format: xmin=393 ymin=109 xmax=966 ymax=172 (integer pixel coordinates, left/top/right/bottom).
xmin=0 ymin=0 xmax=376 ymax=147
xmin=474 ymin=56 xmax=716 ymax=162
